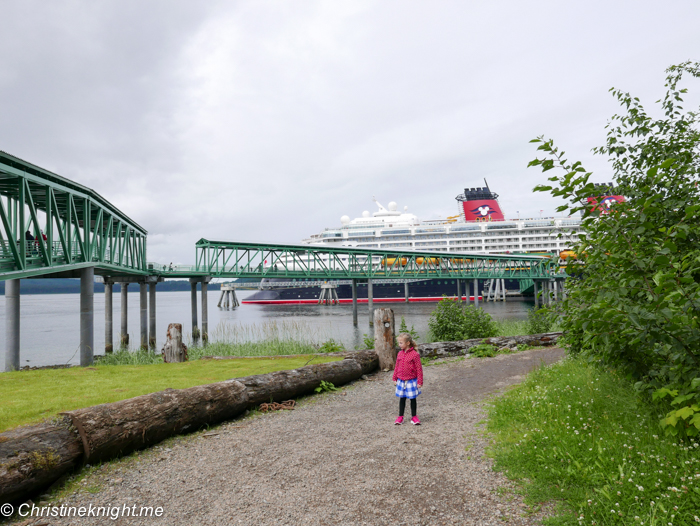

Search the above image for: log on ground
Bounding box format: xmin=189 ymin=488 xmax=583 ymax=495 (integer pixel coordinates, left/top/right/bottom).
xmin=0 ymin=417 xmax=83 ymax=504
xmin=417 ymin=332 xmax=562 ymax=358
xmin=237 ymin=352 xmax=378 ymax=406
xmin=63 ymin=380 xmax=248 ymax=463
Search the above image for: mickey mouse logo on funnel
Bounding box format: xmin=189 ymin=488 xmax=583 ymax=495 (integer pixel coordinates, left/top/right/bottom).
xmin=456 ymin=181 xmax=505 ymax=222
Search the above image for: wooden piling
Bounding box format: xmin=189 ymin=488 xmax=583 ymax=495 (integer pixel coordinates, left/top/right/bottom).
xmin=373 ymin=308 xmax=396 ymax=371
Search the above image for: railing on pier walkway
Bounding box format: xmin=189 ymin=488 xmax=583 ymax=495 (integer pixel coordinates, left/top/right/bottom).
xmin=159 ymin=239 xmax=563 ymax=281
xmin=0 ymin=151 xmax=148 ymax=280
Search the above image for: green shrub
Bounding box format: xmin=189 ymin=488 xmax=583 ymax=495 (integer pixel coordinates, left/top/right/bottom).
xmin=428 ymin=297 xmax=497 ymax=341
xmin=526 ymin=306 xmax=553 ymax=334
xmin=398 ymin=316 xmax=420 ymax=341
xmin=530 ymin=62 xmax=700 ymax=438
xmin=318 ymin=339 xmax=345 ymax=353
xmin=469 ymin=344 xmax=498 ymax=358
xmin=360 ymin=333 xmax=374 ymax=349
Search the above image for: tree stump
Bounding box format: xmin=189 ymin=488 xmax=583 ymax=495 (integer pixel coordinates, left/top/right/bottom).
xmin=374 ymin=308 xmax=397 ymax=371
xmin=162 ymin=323 xmax=188 ymax=363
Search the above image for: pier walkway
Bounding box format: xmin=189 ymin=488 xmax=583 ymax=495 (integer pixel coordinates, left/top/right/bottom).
xmin=1 ymin=151 xmax=565 ymax=370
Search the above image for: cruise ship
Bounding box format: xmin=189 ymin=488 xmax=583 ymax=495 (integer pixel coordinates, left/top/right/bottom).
xmin=241 ymin=183 xmax=621 ymax=304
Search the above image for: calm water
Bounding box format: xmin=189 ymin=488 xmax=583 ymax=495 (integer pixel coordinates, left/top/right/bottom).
xmin=1 ymin=290 xmax=535 ymax=367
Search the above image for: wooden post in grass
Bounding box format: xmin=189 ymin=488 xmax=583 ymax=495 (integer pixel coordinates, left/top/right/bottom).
xmin=374 ymin=308 xmax=396 ymax=371
xmin=162 ymin=323 xmax=187 ymax=363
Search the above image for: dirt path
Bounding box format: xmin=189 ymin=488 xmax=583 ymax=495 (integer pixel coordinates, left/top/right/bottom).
xmin=35 ymin=347 xmax=564 ymax=526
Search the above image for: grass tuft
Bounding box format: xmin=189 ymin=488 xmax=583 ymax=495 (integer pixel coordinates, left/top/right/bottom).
xmin=486 ymin=357 xmax=700 ymax=526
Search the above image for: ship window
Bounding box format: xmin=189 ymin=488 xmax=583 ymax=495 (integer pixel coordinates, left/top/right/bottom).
xmin=450 ymin=225 xmax=480 ymax=232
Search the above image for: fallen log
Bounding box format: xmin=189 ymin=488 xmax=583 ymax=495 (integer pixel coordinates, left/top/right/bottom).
xmin=1 ymin=351 xmax=379 ymax=503
xmin=417 ymin=332 xmax=562 ymax=358
xmin=0 ymin=417 xmax=83 ymax=504
xmin=63 ymin=380 xmax=248 ymax=463
xmin=236 ymin=352 xmax=378 ymax=406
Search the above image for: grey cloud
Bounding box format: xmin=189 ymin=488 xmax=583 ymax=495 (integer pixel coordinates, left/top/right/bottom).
xmin=1 ymin=0 xmax=699 ymax=264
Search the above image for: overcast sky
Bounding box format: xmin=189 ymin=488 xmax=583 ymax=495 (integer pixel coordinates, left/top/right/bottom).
xmin=1 ymin=1 xmax=699 ymax=264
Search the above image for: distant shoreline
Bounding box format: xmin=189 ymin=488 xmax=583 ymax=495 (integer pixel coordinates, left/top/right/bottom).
xmin=0 ymin=279 xmax=223 ymax=295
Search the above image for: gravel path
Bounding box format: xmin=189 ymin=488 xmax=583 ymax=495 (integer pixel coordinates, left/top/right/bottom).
xmin=25 ymin=347 xmax=564 ymax=526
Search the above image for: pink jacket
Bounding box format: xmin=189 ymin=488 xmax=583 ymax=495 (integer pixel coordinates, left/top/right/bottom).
xmin=392 ymin=348 xmax=423 ymax=385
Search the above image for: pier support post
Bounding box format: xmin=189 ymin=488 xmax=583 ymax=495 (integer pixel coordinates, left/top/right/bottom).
xmin=149 ymin=281 xmax=157 ymax=350
xmin=80 ymin=267 xmax=94 ymax=366
xmin=502 ymin=279 xmax=507 ymax=302
xmin=351 ymin=279 xmax=358 ymax=326
xmin=456 ymin=279 xmax=462 ymax=303
xmin=404 ymin=282 xmax=409 ymax=303
xmin=120 ymin=283 xmax=129 ymax=347
xmin=190 ymin=279 xmax=199 ymax=344
xmin=139 ymin=282 xmax=148 ymax=350
xmin=201 ymin=281 xmax=209 ymax=345
xmin=473 ymin=279 xmax=479 ymax=307
xmin=367 ymin=278 xmax=374 ymax=327
xmin=5 ymin=279 xmax=20 ymax=372
xmin=105 ymin=280 xmax=113 ymax=353
xmin=533 ymin=280 xmax=539 ymax=308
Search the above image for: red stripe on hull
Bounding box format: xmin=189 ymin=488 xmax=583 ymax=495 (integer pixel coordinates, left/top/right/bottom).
xmin=241 ymin=296 xmax=483 ymax=305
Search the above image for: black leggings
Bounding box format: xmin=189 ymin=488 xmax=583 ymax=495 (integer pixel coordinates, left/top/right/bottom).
xmin=398 ymin=397 xmax=417 ymax=417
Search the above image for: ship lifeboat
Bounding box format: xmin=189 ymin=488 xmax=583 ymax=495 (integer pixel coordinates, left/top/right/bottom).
xmin=381 ymin=257 xmax=408 ymax=267
xmin=559 ymin=250 xmax=577 ymax=260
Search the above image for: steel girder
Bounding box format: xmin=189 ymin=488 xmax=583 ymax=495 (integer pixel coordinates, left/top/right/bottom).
xmin=0 ymin=151 xmax=148 ymax=280
xmin=191 ymin=239 xmax=562 ymax=280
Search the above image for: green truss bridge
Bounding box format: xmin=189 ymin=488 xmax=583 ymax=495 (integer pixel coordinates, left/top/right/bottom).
xmin=147 ymin=239 xmax=559 ymax=281
xmin=1 ymin=151 xmax=564 ymax=370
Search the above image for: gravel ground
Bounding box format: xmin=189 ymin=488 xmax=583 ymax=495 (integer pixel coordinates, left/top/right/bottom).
xmin=16 ymin=347 xmax=564 ymax=526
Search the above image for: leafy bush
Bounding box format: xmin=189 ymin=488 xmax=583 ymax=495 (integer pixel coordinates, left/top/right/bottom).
xmin=530 ymin=62 xmax=700 ymax=438
xmin=398 ymin=316 xmax=420 ymax=342
xmin=318 ymin=339 xmax=345 ymax=353
xmin=469 ymin=344 xmax=498 ymax=358
xmin=314 ymin=381 xmax=338 ymax=393
xmin=526 ymin=306 xmax=553 ymax=334
xmin=428 ymin=297 xmax=497 ymax=341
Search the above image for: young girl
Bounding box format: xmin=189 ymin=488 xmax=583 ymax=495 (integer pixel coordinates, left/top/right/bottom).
xmin=393 ymin=333 xmax=423 ymax=425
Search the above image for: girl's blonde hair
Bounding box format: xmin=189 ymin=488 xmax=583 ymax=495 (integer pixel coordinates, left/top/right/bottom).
xmin=397 ymin=332 xmax=416 ymax=349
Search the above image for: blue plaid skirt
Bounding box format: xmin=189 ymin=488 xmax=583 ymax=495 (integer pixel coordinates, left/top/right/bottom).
xmin=395 ymin=378 xmax=421 ymax=399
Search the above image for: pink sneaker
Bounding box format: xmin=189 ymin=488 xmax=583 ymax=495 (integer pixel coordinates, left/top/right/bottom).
xmin=411 ymin=416 xmax=421 ymax=425
xmin=394 ymin=416 xmax=404 ymax=425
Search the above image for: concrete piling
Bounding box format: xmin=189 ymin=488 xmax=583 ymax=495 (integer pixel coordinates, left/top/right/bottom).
xmin=105 ymin=281 xmax=113 ymax=353
xmin=367 ymin=278 xmax=374 ymax=327
xmin=404 ymin=282 xmax=409 ymax=303
xmin=140 ymin=282 xmax=148 ymax=350
xmin=4 ymin=279 xmax=20 ymax=372
xmin=201 ymin=281 xmax=209 ymax=345
xmin=80 ymin=267 xmax=94 ymax=366
xmin=473 ymin=279 xmax=479 ymax=307
xmin=351 ymin=279 xmax=358 ymax=326
xmin=190 ymin=280 xmax=199 ymax=344
xmin=120 ymin=283 xmax=129 ymax=347
xmin=149 ymin=281 xmax=156 ymax=350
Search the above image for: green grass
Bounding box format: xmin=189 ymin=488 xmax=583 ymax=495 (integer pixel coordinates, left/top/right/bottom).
xmin=0 ymin=355 xmax=340 ymax=433
xmin=495 ymin=319 xmax=529 ymax=337
xmin=486 ymin=357 xmax=700 ymax=526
